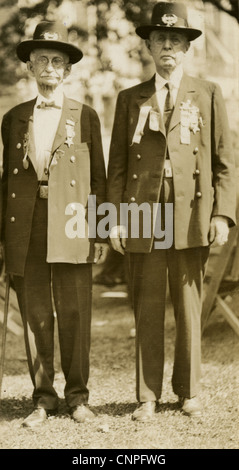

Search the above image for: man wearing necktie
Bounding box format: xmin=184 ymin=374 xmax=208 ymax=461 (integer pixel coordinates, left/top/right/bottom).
xmin=1 ymin=21 xmax=108 ymax=427
xmin=107 ymin=2 xmax=236 ymax=421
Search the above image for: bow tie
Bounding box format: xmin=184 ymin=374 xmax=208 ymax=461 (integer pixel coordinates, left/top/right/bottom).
xmin=37 ymin=101 xmax=61 ymax=109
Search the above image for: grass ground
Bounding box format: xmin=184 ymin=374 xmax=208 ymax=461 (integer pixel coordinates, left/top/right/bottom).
xmin=0 ymin=269 xmax=238 ymax=451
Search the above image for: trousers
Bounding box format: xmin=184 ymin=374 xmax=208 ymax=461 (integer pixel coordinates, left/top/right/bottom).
xmin=13 ymin=196 xmax=92 ymax=410
xmin=128 ymin=177 xmax=209 ymax=402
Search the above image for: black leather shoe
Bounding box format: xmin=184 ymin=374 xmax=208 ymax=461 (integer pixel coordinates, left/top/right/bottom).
xmin=178 ymin=396 xmax=202 ymax=417
xmin=22 ymin=408 xmax=55 ymax=428
xmin=70 ymin=405 xmax=95 ymax=423
xmin=132 ymin=402 xmax=156 ymax=422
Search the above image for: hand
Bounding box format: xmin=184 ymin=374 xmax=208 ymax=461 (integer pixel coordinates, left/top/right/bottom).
xmin=109 ymin=225 xmax=127 ymax=255
xmin=209 ymin=216 xmax=229 ymax=248
xmin=94 ymin=242 xmax=109 ymax=264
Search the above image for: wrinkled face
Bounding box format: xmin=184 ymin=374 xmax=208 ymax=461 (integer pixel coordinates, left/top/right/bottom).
xmin=27 ymin=48 xmax=71 ymax=90
xmin=146 ymin=30 xmax=190 ymax=75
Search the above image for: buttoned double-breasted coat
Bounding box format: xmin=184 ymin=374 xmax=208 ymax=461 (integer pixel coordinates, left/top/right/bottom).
xmin=107 ymin=75 xmax=236 ymax=251
xmin=1 ymin=96 xmax=106 ymax=276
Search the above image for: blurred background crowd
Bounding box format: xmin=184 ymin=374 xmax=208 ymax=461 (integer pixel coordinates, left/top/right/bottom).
xmin=0 ymin=0 xmax=238 ymax=167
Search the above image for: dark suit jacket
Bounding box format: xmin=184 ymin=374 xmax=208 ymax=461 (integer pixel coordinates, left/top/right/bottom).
xmin=107 ymin=74 xmax=236 ymax=252
xmin=1 ymin=96 xmax=106 ymax=276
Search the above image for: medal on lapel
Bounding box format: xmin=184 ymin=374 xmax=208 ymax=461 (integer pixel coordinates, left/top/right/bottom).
xmin=180 ymin=100 xmax=204 ymax=145
xmin=22 ymin=132 xmax=30 ymax=169
xmin=149 ymin=110 xmax=161 ymax=132
xmin=50 ymin=149 xmax=65 ymax=168
xmin=132 ymin=105 xmax=152 ymax=145
xmin=65 ymin=119 xmax=75 ymax=147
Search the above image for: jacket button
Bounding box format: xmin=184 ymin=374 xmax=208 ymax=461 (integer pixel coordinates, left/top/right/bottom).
xmin=10 ymin=216 xmax=15 ymax=223
xmin=136 ymin=154 xmax=141 ymax=160
xmin=130 ymin=197 xmax=136 ymax=202
xmin=16 ymin=143 xmax=21 ymax=149
xmin=11 ymin=193 xmax=16 ymax=198
xmin=193 ymin=147 xmax=199 ymax=154
xmin=70 ymin=180 xmax=76 ymax=187
xmin=13 ymin=168 xmax=18 ymax=174
xmin=132 ymin=174 xmax=138 ymax=180
xmin=194 ymin=169 xmax=200 ymax=175
xmin=196 ymin=191 xmax=202 ymax=198
xmin=70 ymin=156 xmax=76 ymax=163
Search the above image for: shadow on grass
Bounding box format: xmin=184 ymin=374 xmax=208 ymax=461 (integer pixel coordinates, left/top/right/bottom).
xmin=0 ymin=398 xmax=180 ymax=421
xmin=0 ymin=396 xmax=34 ymax=420
xmin=0 ymin=397 xmax=68 ymax=421
xmin=90 ymin=400 xmax=180 ymax=417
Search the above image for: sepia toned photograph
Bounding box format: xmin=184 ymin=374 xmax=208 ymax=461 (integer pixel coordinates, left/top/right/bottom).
xmin=0 ymin=0 xmax=238 ymax=457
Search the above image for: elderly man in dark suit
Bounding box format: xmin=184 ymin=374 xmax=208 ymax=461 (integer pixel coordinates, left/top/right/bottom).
xmin=107 ymin=2 xmax=236 ymax=420
xmin=1 ymin=21 xmax=107 ymax=427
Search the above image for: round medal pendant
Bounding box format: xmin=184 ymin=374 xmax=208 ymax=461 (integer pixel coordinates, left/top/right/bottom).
xmin=23 ymin=159 xmax=29 ymax=170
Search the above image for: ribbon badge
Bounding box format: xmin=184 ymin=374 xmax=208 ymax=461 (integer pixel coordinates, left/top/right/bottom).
xmin=180 ymin=100 xmax=204 ymax=145
xmin=131 ymin=104 xmax=152 ymax=145
xmin=51 ymin=149 xmax=65 ymax=168
xmin=22 ymin=132 xmax=30 ymax=169
xmin=65 ymin=119 xmax=75 ymax=148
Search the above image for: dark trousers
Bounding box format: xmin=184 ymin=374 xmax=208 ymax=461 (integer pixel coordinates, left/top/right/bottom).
xmin=13 ymin=197 xmax=92 ymax=410
xmin=128 ymin=178 xmax=209 ymax=402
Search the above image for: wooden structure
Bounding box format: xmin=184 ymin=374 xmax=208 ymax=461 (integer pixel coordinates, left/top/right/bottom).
xmin=202 ymin=225 xmax=239 ymax=336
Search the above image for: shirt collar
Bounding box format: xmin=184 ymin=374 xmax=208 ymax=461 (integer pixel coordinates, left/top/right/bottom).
xmin=155 ymin=65 xmax=183 ymax=91
xmin=36 ymin=89 xmax=64 ymax=108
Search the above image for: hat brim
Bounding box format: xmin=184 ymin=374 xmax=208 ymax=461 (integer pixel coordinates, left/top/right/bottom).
xmin=136 ymin=25 xmax=202 ymax=41
xmin=16 ymin=39 xmax=83 ymax=64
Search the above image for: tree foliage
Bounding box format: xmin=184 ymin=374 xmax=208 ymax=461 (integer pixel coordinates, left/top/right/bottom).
xmin=203 ymin=0 xmax=238 ymax=20
xmin=0 ymin=0 xmax=237 ymax=88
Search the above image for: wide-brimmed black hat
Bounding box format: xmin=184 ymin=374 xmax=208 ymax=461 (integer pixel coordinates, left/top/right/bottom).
xmin=16 ymin=21 xmax=83 ymax=64
xmin=136 ymin=2 xmax=202 ymax=42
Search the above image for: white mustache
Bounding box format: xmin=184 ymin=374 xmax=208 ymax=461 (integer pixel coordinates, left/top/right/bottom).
xmin=41 ymin=74 xmax=59 ymax=78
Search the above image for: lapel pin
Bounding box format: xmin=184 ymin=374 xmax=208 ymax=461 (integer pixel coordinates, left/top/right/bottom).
xmin=22 ymin=154 xmax=29 ymax=170
xmin=65 ymin=119 xmax=75 ymax=148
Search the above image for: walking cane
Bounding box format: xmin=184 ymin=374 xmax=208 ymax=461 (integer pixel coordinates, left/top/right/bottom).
xmin=0 ymin=273 xmax=10 ymax=401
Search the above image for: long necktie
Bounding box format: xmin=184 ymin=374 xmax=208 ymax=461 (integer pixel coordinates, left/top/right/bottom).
xmin=163 ymin=82 xmax=174 ymax=133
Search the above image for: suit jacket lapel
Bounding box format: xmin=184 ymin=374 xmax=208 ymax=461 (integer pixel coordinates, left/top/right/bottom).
xmin=17 ymin=99 xmax=36 ymax=126
xmin=169 ymin=74 xmax=198 ymax=133
xmin=51 ymin=96 xmax=80 ymax=154
xmin=17 ymin=99 xmax=37 ymax=172
xmin=136 ymin=75 xmax=165 ymax=136
xmin=136 ymin=75 xmax=156 ymax=106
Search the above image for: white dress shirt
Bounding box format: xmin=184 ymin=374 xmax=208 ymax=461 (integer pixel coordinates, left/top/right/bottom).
xmin=33 ymin=89 xmax=63 ymax=180
xmin=155 ymin=65 xmax=183 ymax=115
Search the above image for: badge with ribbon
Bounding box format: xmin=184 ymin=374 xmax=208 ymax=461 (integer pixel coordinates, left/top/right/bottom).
xmin=50 ymin=149 xmax=65 ymax=168
xmin=149 ymin=110 xmax=162 ymax=132
xmin=131 ymin=105 xmax=152 ymax=145
xmin=65 ymin=119 xmax=75 ymax=147
xmin=22 ymin=132 xmax=30 ymax=169
xmin=180 ymin=100 xmax=204 ymax=145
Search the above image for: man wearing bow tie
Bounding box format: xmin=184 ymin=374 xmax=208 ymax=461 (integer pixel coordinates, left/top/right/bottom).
xmin=1 ymin=21 xmax=107 ymax=427
xmin=107 ymin=2 xmax=236 ymax=420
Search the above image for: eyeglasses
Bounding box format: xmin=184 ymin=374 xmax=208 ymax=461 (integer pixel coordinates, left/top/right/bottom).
xmin=34 ymin=56 xmax=67 ymax=69
xmin=150 ymin=34 xmax=186 ymax=45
